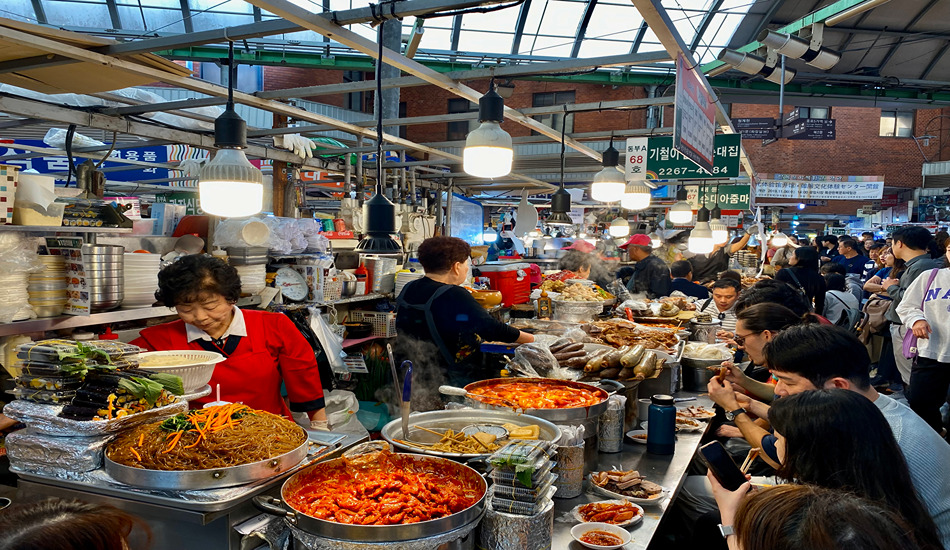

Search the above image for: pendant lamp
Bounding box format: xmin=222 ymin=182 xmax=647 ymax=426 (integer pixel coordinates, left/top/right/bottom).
xmin=482 ymin=223 xmax=498 ymax=243
xmin=463 ymin=80 xmax=513 ymax=178
xmin=199 ymin=41 xmax=264 ymax=218
xmin=608 ymin=217 xmax=630 ymax=237
xmin=669 ymin=186 xmax=693 ymax=225
xmin=649 ymin=231 xmax=662 ymax=249
xmin=771 ymin=231 xmax=789 ymax=247
xmin=591 ymin=139 xmax=625 ymax=202
xmin=545 ymin=114 xmax=574 ymax=226
xmin=688 ymin=205 xmax=715 ymax=254
xmin=621 ymin=182 xmax=651 ymax=211
xmin=709 ymin=203 xmax=729 ymax=244
xmin=356 ymin=25 xmax=400 ymax=254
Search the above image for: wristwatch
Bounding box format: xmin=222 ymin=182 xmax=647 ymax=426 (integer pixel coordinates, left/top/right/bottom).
xmin=725 ymin=407 xmax=747 ymax=421
xmin=719 ymin=524 xmax=735 ymax=538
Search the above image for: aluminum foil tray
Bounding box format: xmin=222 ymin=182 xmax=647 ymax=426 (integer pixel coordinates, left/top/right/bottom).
xmin=3 ymin=398 xmax=187 ymax=436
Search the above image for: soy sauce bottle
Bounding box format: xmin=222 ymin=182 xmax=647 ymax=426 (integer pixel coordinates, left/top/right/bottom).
xmin=646 ymin=394 xmax=675 ymax=455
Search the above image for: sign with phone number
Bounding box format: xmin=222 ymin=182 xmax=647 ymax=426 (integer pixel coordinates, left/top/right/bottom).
xmin=625 ymin=133 xmax=741 ymax=181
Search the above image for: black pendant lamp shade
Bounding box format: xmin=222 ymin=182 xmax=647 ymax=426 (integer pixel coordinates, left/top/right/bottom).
xmin=545 ymin=186 xmax=573 ymax=226
xmin=214 ymin=107 xmax=247 ymax=148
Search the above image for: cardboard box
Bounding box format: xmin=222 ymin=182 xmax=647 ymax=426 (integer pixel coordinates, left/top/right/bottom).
xmin=150 ymin=203 xmax=186 ymax=236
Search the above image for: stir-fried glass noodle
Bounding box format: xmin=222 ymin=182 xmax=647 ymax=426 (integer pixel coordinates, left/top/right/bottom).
xmin=107 ymin=404 xmax=307 ymax=470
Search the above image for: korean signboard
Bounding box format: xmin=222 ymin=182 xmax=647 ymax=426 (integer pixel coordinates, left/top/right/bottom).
xmin=685 ymin=184 xmax=750 ymax=210
xmin=625 ymin=133 xmax=741 ymax=181
xmin=754 ymin=174 xmax=884 ymax=202
xmin=673 ymin=53 xmax=717 ymax=173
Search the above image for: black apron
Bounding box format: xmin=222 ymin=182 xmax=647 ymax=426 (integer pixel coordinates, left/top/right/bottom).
xmin=396 ymin=281 xmax=457 ymax=368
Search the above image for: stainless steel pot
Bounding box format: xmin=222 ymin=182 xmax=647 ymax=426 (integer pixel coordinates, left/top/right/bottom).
xmin=460 ymin=377 xmax=622 ymax=423
xmin=254 ymin=450 xmax=487 ymax=542
xmin=104 ymin=437 xmax=310 ymax=490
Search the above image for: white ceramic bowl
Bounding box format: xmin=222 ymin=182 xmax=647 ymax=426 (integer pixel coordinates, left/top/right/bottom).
xmin=571 ymin=522 xmax=632 ymax=549
xmin=135 ymin=350 xmax=227 ymax=392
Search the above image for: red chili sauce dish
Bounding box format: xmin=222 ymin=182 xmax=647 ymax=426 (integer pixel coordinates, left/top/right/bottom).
xmin=580 ymin=530 xmax=625 ymax=546
xmin=467 ymin=380 xmax=604 ymax=409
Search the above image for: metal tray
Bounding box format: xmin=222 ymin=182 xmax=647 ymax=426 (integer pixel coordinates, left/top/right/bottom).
xmin=380 ymin=409 xmax=561 ymax=458
xmin=104 ymin=436 xmax=310 ymax=490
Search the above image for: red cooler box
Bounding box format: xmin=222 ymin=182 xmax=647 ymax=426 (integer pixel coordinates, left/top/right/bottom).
xmin=478 ymin=262 xmax=530 ymax=307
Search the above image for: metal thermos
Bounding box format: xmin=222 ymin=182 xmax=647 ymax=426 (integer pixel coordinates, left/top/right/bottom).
xmin=646 ymin=394 xmax=675 ymax=455
xmin=689 ymin=312 xmax=722 ymax=344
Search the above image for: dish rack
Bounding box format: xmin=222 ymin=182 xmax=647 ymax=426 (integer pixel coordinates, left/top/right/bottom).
xmin=348 ymin=310 xmax=397 ymax=338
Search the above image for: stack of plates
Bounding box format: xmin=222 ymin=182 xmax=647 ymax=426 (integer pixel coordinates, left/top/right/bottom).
xmin=0 ymin=272 xmax=32 ymax=321
xmin=234 ymin=264 xmax=267 ymax=294
xmin=227 ymin=247 xmax=268 ymax=266
xmin=82 ymin=244 xmax=124 ymax=311
xmin=122 ymin=253 xmax=161 ymax=308
xmin=394 ymin=269 xmax=425 ymax=297
xmin=29 ymin=255 xmax=68 ymax=317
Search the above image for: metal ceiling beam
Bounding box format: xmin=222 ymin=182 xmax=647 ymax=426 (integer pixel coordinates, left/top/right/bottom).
xmin=0 ymin=117 xmax=44 ymax=129
xmin=105 ymin=0 xmax=122 ymax=29
xmin=688 ymin=0 xmax=725 ymax=53
xmin=97 ymin=96 xmax=228 ymax=116
xmin=511 ymin=0 xmax=533 ymax=56
xmin=30 ymin=0 xmax=47 ymax=24
xmin=255 ymin=51 xmax=671 ymax=99
xmin=630 ymin=0 xmax=755 ymax=178
xmin=874 ymin=0 xmax=941 ymax=73
xmin=727 ymin=0 xmax=784 ymax=49
xmin=921 ymin=42 xmax=950 ymax=80
xmin=630 ymin=21 xmax=649 ymax=53
xmin=0 ymin=95 xmax=326 ymax=170
xmin=0 ymin=25 xmax=479 ymax=172
xmin=422 ymin=125 xmax=674 ymax=147
xmin=244 ymin=0 xmax=602 ymax=165
xmin=572 ymin=0 xmax=599 ymax=58
xmin=450 ymin=15 xmax=463 ymax=53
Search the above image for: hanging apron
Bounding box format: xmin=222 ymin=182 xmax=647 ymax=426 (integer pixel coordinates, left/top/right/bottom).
xmin=397 ymin=282 xmax=457 ymax=368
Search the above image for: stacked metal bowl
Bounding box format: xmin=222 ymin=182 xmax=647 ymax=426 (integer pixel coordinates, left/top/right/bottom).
xmin=82 ymin=244 xmax=124 ymax=311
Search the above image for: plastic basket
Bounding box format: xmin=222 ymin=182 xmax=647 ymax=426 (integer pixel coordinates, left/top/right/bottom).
xmin=322 ymin=278 xmax=343 ymax=302
xmin=349 ymin=311 xmax=397 ymax=338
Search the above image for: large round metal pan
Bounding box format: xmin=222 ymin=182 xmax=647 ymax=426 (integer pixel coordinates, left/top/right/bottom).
xmin=461 ymin=377 xmax=622 ymax=423
xmin=380 ymin=409 xmax=561 ymax=458
xmin=261 ymin=451 xmax=486 ymax=542
xmin=104 ymin=436 xmax=309 ymax=490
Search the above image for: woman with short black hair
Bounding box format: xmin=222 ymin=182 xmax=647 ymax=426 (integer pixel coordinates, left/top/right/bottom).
xmin=775 ymin=246 xmax=826 ymax=312
xmin=396 ymin=237 xmax=533 ymax=393
xmin=0 ymin=498 xmax=149 ymax=550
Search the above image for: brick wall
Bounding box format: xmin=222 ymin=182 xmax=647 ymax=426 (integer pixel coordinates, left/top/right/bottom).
xmin=261 ymin=66 xmax=347 ymax=108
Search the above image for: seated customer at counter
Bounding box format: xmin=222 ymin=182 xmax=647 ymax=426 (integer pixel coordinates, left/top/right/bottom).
xmin=131 ymin=255 xmax=328 ymax=429
xmin=396 ymin=236 xmax=533 ymax=389
xmin=669 ymin=260 xmax=711 ymax=299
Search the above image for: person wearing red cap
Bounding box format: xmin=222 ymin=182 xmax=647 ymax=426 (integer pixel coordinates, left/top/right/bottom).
xmin=622 ymin=234 xmax=671 ymax=298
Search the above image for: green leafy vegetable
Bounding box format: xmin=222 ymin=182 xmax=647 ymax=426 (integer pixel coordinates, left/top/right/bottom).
xmin=117 ymin=376 xmax=165 ymax=406
xmin=147 ymin=373 xmax=184 ymax=395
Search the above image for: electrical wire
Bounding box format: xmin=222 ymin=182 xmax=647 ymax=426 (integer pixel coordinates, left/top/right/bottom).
xmin=375 ymin=16 xmax=384 ymax=195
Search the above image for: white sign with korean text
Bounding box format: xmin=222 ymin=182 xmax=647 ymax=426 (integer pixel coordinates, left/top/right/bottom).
xmin=755 ymin=176 xmax=884 ymax=201
xmin=673 ymin=53 xmax=716 ymax=173
xmin=625 ymin=137 xmax=648 ymax=180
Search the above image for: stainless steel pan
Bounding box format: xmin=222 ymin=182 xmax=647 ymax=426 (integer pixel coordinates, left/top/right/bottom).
xmin=461 ymin=377 xmax=623 ymax=423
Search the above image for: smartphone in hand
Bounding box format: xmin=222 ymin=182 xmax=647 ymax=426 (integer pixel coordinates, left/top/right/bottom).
xmin=699 ymin=441 xmax=748 ymax=491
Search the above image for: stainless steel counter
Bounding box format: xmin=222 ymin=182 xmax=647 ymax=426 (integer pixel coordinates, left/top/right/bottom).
xmin=552 ymin=394 xmax=712 ymax=550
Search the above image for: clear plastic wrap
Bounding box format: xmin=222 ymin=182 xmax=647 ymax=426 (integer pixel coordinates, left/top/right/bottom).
xmin=3 ymin=398 xmax=187 ymax=436
xmin=6 ymin=429 xmax=111 ymax=472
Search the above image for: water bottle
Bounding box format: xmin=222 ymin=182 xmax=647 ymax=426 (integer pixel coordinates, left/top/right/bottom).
xmin=646 ymin=394 xmax=675 ymax=455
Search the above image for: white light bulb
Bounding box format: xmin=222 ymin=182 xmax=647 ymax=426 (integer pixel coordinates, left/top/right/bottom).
xmin=463 ymin=121 xmax=513 ymax=178
xmin=688 ymin=221 xmax=715 ymax=254
xmin=482 ymin=228 xmax=497 ymax=243
xmin=198 ymin=148 xmax=264 ymax=218
xmin=608 ymin=217 xmax=630 ymax=238
xmin=710 ymin=219 xmax=729 ymax=244
xmin=771 ymin=231 xmax=788 ymax=247
xmin=649 ymin=232 xmax=662 ymax=249
xmin=591 ymin=166 xmax=626 ymax=202
xmin=669 ymin=201 xmax=694 ymax=225
xmin=620 ymin=183 xmax=651 ymax=211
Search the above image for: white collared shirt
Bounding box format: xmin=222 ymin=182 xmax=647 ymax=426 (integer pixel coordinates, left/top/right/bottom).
xmin=185 ymin=305 xmax=248 ymax=343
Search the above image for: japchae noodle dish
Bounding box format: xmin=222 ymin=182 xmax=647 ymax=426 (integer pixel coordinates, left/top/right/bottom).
xmin=285 ymin=444 xmax=483 ymax=525
xmin=106 ymin=403 xmax=307 ymax=470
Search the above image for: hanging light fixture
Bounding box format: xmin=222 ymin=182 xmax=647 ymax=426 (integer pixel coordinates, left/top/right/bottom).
xmin=482 ymin=223 xmax=498 ymax=243
xmin=356 ymin=25 xmax=400 ymax=254
xmin=591 ymin=138 xmax=625 ymax=202
xmin=199 ymin=41 xmax=264 ymax=218
xmin=771 ymin=231 xmax=789 ymax=247
xmin=608 ymin=217 xmax=630 ymax=238
xmin=621 ymin=182 xmax=651 ymax=211
xmin=709 ymin=202 xmax=729 ymax=244
xmin=545 ymin=114 xmax=574 ymax=226
xmin=463 ymin=79 xmax=513 ymax=178
xmin=669 ymin=186 xmax=693 ymax=225
xmin=688 ymin=205 xmax=715 ymax=254
xmin=649 ymin=231 xmax=662 ymax=249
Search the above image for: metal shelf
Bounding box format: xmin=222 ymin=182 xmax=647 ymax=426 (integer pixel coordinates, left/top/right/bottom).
xmin=0 ymin=225 xmax=132 ymax=234
xmin=311 ymin=293 xmax=389 ymax=307
xmin=0 ymin=296 xmax=262 ymax=337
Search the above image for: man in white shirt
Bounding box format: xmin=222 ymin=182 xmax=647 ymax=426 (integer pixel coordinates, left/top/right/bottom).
xmin=699 ymin=278 xmax=741 ymax=334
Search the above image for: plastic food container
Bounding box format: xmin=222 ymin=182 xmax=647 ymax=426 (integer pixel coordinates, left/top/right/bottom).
xmin=8 ymin=387 xmax=76 ymax=404
xmin=490 ymin=473 xmax=557 ymax=503
xmin=15 ymin=373 xmax=84 ymax=391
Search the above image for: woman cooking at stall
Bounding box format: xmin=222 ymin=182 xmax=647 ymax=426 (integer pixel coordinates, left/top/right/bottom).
xmin=396 ymin=236 xmax=534 ymax=394
xmin=131 ymin=255 xmax=328 ymax=429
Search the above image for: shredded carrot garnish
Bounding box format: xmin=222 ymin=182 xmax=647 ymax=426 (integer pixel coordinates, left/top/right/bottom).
xmin=161 ymin=431 xmax=183 ymax=454
xmin=129 ymin=447 xmax=142 ymax=461
xmin=138 ymin=433 xmax=144 ymax=447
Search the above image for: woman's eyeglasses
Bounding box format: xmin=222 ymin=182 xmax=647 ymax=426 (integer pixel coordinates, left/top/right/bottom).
xmin=734 ymin=331 xmax=761 ymax=346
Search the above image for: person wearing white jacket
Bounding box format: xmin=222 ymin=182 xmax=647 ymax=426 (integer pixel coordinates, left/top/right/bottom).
xmin=897 ymin=238 xmax=950 ymax=435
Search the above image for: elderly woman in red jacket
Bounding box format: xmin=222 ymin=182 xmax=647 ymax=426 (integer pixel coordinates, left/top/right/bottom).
xmin=131 ymin=255 xmax=327 ymax=428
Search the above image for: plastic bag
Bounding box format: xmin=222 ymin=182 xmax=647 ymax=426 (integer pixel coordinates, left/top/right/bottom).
xmin=513 ymin=343 xmax=559 ymax=377
xmin=43 ymin=128 xmax=105 ymax=151
xmin=308 ymin=306 xmax=347 ymax=374
xmin=324 ymin=390 xmax=368 ymax=436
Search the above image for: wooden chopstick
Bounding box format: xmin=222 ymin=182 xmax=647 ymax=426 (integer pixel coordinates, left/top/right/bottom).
xmin=740 ymin=448 xmax=760 ymax=474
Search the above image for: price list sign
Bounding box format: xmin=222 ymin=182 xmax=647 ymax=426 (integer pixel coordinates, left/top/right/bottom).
xmin=672 ymin=53 xmax=717 ymax=173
